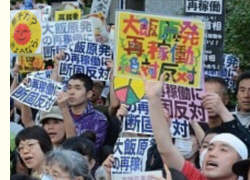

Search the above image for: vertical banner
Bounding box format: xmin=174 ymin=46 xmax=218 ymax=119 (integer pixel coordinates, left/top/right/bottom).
xmin=10 ymin=10 xmax=42 ymax=54
xmin=90 ymin=0 xmax=112 ymax=18
xmin=115 ymin=11 xmax=205 ymax=88
xmin=112 ymin=137 xmax=154 ymax=177
xmin=184 ymin=0 xmax=225 ymax=76
xmin=42 ymin=19 xmax=95 ymax=60
xmin=220 ymin=54 xmax=240 ymax=92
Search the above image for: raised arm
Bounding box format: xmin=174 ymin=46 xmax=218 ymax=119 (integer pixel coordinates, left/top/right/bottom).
xmin=145 ymin=74 xmax=185 ymax=171
xmin=57 ymin=91 xmax=77 ymax=138
xmin=21 ymin=103 xmax=35 ymax=128
xmin=50 ymin=51 xmax=64 ymax=82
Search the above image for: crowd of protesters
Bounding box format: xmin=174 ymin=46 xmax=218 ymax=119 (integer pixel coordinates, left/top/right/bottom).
xmin=10 ymin=0 xmax=250 ymax=180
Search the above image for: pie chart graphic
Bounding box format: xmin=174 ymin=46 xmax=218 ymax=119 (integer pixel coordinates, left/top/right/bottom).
xmin=114 ymin=76 xmax=145 ymax=105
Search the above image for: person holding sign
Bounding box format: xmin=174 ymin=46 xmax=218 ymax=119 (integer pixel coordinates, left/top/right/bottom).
xmin=145 ymin=73 xmax=249 ymax=180
xmin=56 ymin=73 xmax=108 ymax=150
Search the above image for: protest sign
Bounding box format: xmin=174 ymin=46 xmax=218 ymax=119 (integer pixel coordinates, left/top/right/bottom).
xmin=184 ymin=0 xmax=225 ymax=77
xmin=114 ymin=76 xmax=145 ymax=105
xmin=90 ymin=0 xmax=112 ymax=18
xmin=112 ymin=137 xmax=154 ymax=176
xmin=122 ymin=99 xmax=151 ymax=134
xmin=118 ymin=170 xmax=163 ymax=180
xmin=121 ymin=98 xmax=192 ymax=138
xmin=55 ymin=9 xmax=81 ymax=21
xmin=18 ymin=54 xmax=45 ymax=74
xmin=115 ymin=11 xmax=205 ymax=88
xmin=170 ymin=118 xmax=190 ymax=139
xmin=11 ymin=76 xmax=63 ymax=112
xmin=161 ymin=83 xmax=208 ymax=122
xmin=10 ymin=10 xmax=42 ymax=54
xmin=220 ymin=54 xmax=240 ymax=92
xmin=85 ymin=13 xmax=109 ymax=43
xmin=42 ymin=19 xmax=95 ymax=60
xmin=58 ymin=41 xmax=112 ymax=81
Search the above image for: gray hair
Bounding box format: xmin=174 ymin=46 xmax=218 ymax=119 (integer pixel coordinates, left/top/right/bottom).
xmin=46 ymin=148 xmax=93 ymax=180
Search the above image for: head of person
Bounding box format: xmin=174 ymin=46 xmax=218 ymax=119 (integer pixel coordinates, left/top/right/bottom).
xmin=62 ymin=136 xmax=96 ymax=170
xmin=202 ymin=133 xmax=248 ymax=180
xmin=40 ymin=106 xmax=66 ymax=146
xmin=44 ymin=149 xmax=92 ymax=180
xmin=67 ymin=73 xmax=93 ymax=107
xmin=236 ymin=71 xmax=250 ymax=113
xmin=90 ymin=81 xmax=104 ymax=104
xmin=15 ymin=126 xmax=53 ymax=171
xmin=199 ymin=127 xmax=223 ymax=168
xmin=232 ymin=158 xmax=250 ymax=180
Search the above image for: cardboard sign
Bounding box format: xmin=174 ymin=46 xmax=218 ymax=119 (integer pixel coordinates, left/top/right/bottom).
xmin=18 ymin=54 xmax=45 ymax=73
xmin=10 ymin=10 xmax=42 ymax=54
xmin=122 ymin=99 xmax=151 ymax=134
xmin=90 ymin=0 xmax=112 ymax=18
xmin=55 ymin=9 xmax=81 ymax=21
xmin=11 ymin=76 xmax=63 ymax=111
xmin=116 ymin=170 xmax=163 ymax=180
xmin=115 ymin=11 xmax=205 ymax=88
xmin=42 ymin=19 xmax=95 ymax=60
xmin=161 ymin=83 xmax=208 ymax=122
xmin=114 ymin=77 xmax=145 ymax=105
xmin=58 ymin=41 xmax=112 ymax=81
xmin=112 ymin=137 xmax=154 ymax=175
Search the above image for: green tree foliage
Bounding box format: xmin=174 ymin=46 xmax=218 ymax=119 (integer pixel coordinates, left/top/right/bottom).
xmin=224 ymin=0 xmax=250 ymax=71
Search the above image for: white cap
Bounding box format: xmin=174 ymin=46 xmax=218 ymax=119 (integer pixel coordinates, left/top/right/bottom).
xmin=210 ymin=133 xmax=248 ymax=160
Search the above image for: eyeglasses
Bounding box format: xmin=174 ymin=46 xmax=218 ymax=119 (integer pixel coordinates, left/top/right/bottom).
xmin=17 ymin=140 xmax=39 ymax=153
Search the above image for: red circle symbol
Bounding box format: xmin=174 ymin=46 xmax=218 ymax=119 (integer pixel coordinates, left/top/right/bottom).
xmin=14 ymin=23 xmax=31 ymax=45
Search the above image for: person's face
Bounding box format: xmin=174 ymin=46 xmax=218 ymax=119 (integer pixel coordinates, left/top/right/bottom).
xmin=202 ymin=141 xmax=240 ymax=179
xmin=46 ymin=163 xmax=72 ymax=180
xmin=18 ymin=139 xmax=45 ymax=170
xmin=90 ymin=82 xmax=103 ymax=103
xmin=43 ymin=119 xmax=65 ymax=145
xmin=67 ymin=79 xmax=92 ymax=107
xmin=200 ymin=133 xmax=217 ymax=154
xmin=237 ymin=78 xmax=250 ymax=113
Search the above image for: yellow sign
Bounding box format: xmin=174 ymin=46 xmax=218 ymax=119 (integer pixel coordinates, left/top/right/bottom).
xmin=10 ymin=10 xmax=42 ymax=54
xmin=115 ymin=11 xmax=205 ymax=88
xmin=114 ymin=76 xmax=145 ymax=105
xmin=18 ymin=54 xmax=45 ymax=74
xmin=55 ymin=9 xmax=81 ymax=21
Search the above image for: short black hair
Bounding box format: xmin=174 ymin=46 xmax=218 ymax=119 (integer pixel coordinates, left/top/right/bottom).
xmin=68 ymin=73 xmax=93 ymax=92
xmin=15 ymin=126 xmax=53 ymax=154
xmin=205 ymin=76 xmax=228 ymax=94
xmin=236 ymin=71 xmax=250 ymax=94
xmin=62 ymin=136 xmax=96 ymax=161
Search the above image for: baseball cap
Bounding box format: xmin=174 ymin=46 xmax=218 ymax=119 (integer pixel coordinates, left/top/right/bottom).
xmin=40 ymin=106 xmax=63 ymax=123
xmin=232 ymin=159 xmax=250 ymax=177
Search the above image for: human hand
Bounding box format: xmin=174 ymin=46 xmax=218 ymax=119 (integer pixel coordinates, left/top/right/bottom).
xmin=56 ymin=91 xmax=69 ymax=109
xmin=144 ymin=73 xmax=165 ymax=98
xmin=116 ymin=104 xmax=129 ymax=121
xmin=54 ymin=51 xmax=65 ymax=67
xmin=201 ymin=92 xmax=226 ymax=117
xmin=102 ymin=154 xmax=114 ymax=175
